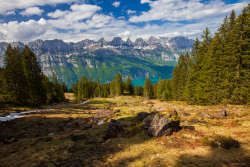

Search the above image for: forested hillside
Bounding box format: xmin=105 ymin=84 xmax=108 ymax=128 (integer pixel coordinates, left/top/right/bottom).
xmin=0 ymin=45 xmax=65 ymax=106
xmin=159 ymin=5 xmax=250 ymax=105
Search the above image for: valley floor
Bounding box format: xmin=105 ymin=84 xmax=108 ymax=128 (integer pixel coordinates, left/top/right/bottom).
xmin=0 ymin=93 xmax=249 ymax=167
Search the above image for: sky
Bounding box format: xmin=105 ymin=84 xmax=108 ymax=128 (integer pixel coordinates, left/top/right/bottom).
xmin=0 ymin=0 xmax=248 ymax=43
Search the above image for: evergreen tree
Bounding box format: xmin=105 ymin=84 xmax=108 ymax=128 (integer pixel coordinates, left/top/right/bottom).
xmin=22 ymin=45 xmax=46 ymax=105
xmin=144 ymin=77 xmax=153 ymax=99
xmin=157 ymin=78 xmax=166 ymax=100
xmin=125 ymin=75 xmax=134 ymax=94
xmin=110 ymin=80 xmax=116 ymax=97
xmin=62 ymin=82 xmax=68 ymax=92
xmin=164 ymin=79 xmax=172 ymax=101
xmin=4 ymin=45 xmax=28 ymax=104
xmin=115 ymin=73 xmax=123 ymax=96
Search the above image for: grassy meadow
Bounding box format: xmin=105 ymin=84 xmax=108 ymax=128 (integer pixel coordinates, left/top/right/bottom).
xmin=0 ymin=93 xmax=249 ymax=167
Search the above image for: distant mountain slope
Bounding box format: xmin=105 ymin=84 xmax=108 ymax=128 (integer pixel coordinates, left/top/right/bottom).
xmin=0 ymin=36 xmax=194 ymax=85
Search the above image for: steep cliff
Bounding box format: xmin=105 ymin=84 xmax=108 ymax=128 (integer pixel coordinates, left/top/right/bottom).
xmin=0 ymin=36 xmax=194 ymax=85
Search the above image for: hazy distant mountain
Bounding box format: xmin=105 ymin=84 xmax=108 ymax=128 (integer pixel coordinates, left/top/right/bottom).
xmin=0 ymin=36 xmax=194 ymax=85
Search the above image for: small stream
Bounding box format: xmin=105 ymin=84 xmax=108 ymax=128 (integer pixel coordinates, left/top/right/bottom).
xmin=0 ymin=109 xmax=57 ymax=121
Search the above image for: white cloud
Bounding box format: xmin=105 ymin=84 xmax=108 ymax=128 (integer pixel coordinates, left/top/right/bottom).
xmin=126 ymin=10 xmax=136 ymax=15
xmin=0 ymin=0 xmax=247 ymax=44
xmin=5 ymin=11 xmax=15 ymax=15
xmin=112 ymin=1 xmax=121 ymax=8
xmin=20 ymin=7 xmax=44 ymax=16
xmin=141 ymin=0 xmax=150 ymax=4
xmin=130 ymin=0 xmax=248 ymax=22
xmin=47 ymin=9 xmax=69 ymax=18
xmin=0 ymin=18 xmax=47 ymax=43
xmin=119 ymin=30 xmax=131 ymax=36
xmin=0 ymin=0 xmax=78 ymax=15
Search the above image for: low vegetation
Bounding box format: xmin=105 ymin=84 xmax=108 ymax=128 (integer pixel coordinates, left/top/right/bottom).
xmin=0 ymin=94 xmax=249 ymax=166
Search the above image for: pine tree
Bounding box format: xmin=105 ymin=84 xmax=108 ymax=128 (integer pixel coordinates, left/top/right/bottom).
xmin=22 ymin=45 xmax=46 ymax=105
xmin=43 ymin=76 xmax=53 ymax=103
xmin=157 ymin=78 xmax=165 ymax=100
xmin=164 ymin=79 xmax=172 ymax=101
xmin=171 ymin=65 xmax=180 ymax=100
xmin=125 ymin=75 xmax=134 ymax=94
xmin=144 ymin=77 xmax=153 ymax=99
xmin=62 ymin=82 xmax=68 ymax=92
xmin=115 ymin=73 xmax=123 ymax=96
xmin=195 ymin=27 xmax=213 ymax=104
xmin=4 ymin=45 xmax=28 ymax=104
xmin=184 ymin=38 xmax=200 ymax=104
xmin=228 ymin=6 xmax=250 ymax=104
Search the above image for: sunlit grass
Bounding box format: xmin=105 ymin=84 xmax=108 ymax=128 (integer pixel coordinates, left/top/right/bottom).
xmin=0 ymin=93 xmax=249 ymax=166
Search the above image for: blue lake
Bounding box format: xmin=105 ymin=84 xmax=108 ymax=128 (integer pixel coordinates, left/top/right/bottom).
xmin=131 ymin=75 xmax=172 ymax=87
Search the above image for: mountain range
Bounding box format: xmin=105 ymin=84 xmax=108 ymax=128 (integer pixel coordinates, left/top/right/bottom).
xmin=0 ymin=36 xmax=195 ymax=86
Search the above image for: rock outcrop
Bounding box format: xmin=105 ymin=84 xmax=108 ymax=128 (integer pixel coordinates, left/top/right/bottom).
xmin=104 ymin=119 xmax=124 ymax=140
xmin=142 ymin=109 xmax=181 ymax=137
xmin=217 ymin=110 xmax=227 ymax=117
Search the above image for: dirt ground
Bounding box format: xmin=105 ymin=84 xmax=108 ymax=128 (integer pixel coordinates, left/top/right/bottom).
xmin=0 ymin=94 xmax=249 ymax=167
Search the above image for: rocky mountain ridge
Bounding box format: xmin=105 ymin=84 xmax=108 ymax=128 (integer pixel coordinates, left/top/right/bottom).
xmin=0 ymin=36 xmax=194 ymax=85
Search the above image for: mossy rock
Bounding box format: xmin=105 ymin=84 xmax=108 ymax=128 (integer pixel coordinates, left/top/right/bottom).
xmin=128 ymin=124 xmax=146 ymax=136
xmin=201 ymin=134 xmax=240 ymax=149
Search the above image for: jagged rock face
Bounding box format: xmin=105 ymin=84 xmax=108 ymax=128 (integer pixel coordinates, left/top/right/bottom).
xmin=28 ymin=39 xmax=73 ymax=55
xmin=147 ymin=36 xmax=160 ymax=44
xmin=134 ymin=38 xmax=149 ymax=47
xmin=169 ymin=36 xmax=195 ymax=50
xmin=110 ymin=37 xmax=125 ymax=47
xmin=126 ymin=38 xmax=134 ymax=46
xmin=0 ymin=36 xmax=194 ymax=85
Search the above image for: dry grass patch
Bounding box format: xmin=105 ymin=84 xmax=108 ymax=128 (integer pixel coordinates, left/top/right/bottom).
xmin=0 ymin=95 xmax=250 ymax=166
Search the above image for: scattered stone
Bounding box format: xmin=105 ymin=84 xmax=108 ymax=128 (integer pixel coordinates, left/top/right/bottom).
xmin=217 ymin=110 xmax=227 ymax=117
xmin=114 ymin=109 xmax=120 ymax=113
xmin=205 ymin=134 xmax=240 ymax=149
xmin=200 ymin=113 xmax=214 ymax=119
xmin=137 ymin=112 xmax=150 ymax=121
xmin=103 ymin=119 xmax=124 ymax=140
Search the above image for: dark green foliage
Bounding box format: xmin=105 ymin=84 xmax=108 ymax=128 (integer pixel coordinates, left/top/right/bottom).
xmin=125 ymin=75 xmax=134 ymax=94
xmin=134 ymin=85 xmax=143 ymax=96
xmin=115 ymin=73 xmax=123 ymax=96
xmin=144 ymin=77 xmax=153 ymax=99
xmin=62 ymin=82 xmax=68 ymax=92
xmin=150 ymin=4 xmax=250 ymax=105
xmin=2 ymin=45 xmax=65 ymax=106
xmin=4 ymin=45 xmax=29 ymax=104
xmin=22 ymin=45 xmax=47 ymax=105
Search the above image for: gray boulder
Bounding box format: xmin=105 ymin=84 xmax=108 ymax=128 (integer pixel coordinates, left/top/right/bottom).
xmin=217 ymin=110 xmax=227 ymax=117
xmin=142 ymin=113 xmax=157 ymax=128
xmin=104 ymin=119 xmax=124 ymax=140
xmin=200 ymin=113 xmax=214 ymax=119
xmin=147 ymin=115 xmax=168 ymax=137
xmin=143 ymin=113 xmax=180 ymax=137
xmin=137 ymin=112 xmax=150 ymax=121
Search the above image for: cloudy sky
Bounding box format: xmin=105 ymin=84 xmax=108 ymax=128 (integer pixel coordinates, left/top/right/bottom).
xmin=0 ymin=0 xmax=248 ymax=43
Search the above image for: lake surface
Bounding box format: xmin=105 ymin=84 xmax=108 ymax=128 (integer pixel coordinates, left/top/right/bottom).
xmin=131 ymin=74 xmax=172 ymax=86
